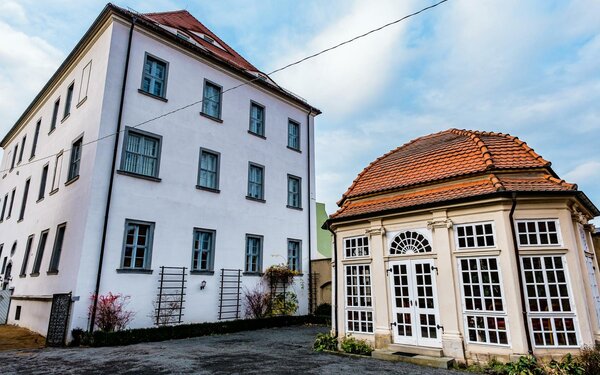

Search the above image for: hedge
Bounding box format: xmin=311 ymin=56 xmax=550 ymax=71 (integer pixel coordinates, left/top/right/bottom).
xmin=72 ymin=314 xmax=327 ymax=347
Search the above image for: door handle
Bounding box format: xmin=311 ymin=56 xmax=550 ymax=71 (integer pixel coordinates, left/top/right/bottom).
xmin=391 ymin=322 xmax=397 ymax=328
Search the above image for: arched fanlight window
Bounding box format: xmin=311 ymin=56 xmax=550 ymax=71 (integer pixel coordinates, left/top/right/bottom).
xmin=389 ymin=231 xmax=432 ymax=255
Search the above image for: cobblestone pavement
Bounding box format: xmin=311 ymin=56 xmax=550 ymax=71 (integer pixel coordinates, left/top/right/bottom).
xmin=0 ymin=325 xmax=458 ymax=374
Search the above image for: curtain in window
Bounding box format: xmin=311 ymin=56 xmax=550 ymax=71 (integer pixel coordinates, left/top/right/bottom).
xmin=200 ymin=152 xmax=217 ymax=188
xmin=203 ymin=84 xmax=221 ymax=118
xmin=124 ymin=133 xmax=158 ymax=177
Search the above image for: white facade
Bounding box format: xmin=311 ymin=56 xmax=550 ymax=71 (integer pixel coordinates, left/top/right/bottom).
xmin=0 ymin=7 xmax=318 ymax=337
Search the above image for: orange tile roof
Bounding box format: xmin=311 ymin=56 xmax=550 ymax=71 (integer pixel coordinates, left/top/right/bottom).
xmin=340 ymin=129 xmax=552 ymax=203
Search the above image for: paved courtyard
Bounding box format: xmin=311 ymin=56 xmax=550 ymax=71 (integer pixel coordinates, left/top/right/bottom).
xmin=0 ymin=325 xmax=457 ymax=374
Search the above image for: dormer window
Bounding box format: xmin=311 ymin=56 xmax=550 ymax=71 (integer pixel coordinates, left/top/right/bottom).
xmin=177 ymin=31 xmax=190 ymax=41
xmin=203 ymin=35 xmax=215 ymax=44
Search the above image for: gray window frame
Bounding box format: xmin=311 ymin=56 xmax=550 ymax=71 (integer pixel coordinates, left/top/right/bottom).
xmin=63 ymin=81 xmax=74 ymax=119
xmin=30 ymin=119 xmax=41 ymax=160
xmin=287 ymin=174 xmax=302 ymax=209
xmin=248 ymin=101 xmax=266 ymax=138
xmin=287 ymin=239 xmax=302 ymax=273
xmin=244 ymin=234 xmax=263 ymax=274
xmin=67 ymin=135 xmax=83 ymax=182
xmin=191 ymin=228 xmax=216 ymax=273
xmin=119 ymin=127 xmax=163 ymax=180
xmin=31 ymin=229 xmax=49 ymax=275
xmin=201 ymin=79 xmax=223 ymax=120
xmin=119 ymin=219 xmax=155 ymax=272
xmin=19 ymin=234 xmax=35 ymax=277
xmin=50 ymin=151 xmax=63 ymax=194
xmin=10 ymin=144 xmax=17 ymax=171
xmin=48 ymin=222 xmax=67 ymax=274
xmin=50 ymin=98 xmax=60 ymax=133
xmin=7 ymin=188 xmax=15 ymax=219
xmin=18 ymin=136 xmax=26 ymax=164
xmin=38 ymin=163 xmax=49 ymax=201
xmin=0 ymin=194 xmax=7 ymax=221
xmin=140 ymin=52 xmax=169 ymax=99
xmin=247 ymin=162 xmax=265 ymax=201
xmin=18 ymin=178 xmax=30 ymax=221
xmin=197 ymin=148 xmax=220 ymax=192
xmin=287 ymin=119 xmax=301 ymax=151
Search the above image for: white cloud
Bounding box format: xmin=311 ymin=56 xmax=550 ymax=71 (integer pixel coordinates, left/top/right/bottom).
xmin=564 ymin=161 xmax=600 ymax=186
xmin=0 ymin=1 xmax=28 ymax=25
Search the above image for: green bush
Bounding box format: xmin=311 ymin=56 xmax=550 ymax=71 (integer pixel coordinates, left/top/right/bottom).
xmin=340 ymin=335 xmax=373 ymax=356
xmin=314 ymin=303 xmax=331 ymax=317
xmin=505 ymin=356 xmax=544 ymax=375
xmin=271 ymin=292 xmax=299 ymax=316
xmin=313 ymin=332 xmax=338 ymax=352
xmin=579 ymin=345 xmax=600 ymax=375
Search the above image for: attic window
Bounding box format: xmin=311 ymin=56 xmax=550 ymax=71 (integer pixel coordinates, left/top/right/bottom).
xmin=177 ymin=32 xmax=190 ymax=41
xmin=203 ymin=35 xmax=215 ymax=44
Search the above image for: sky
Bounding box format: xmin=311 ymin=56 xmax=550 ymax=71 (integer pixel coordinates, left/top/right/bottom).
xmin=1 ymin=0 xmax=600 ymax=221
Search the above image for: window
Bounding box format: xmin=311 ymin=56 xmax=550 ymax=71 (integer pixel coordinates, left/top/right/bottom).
xmin=50 ymin=99 xmax=60 ymax=132
xmin=249 ymin=102 xmax=265 ymax=136
xmin=344 ymin=236 xmax=369 ymax=258
xmin=516 ymin=220 xmax=561 ymax=246
xmin=48 ymin=223 xmax=66 ymax=273
xmin=121 ymin=220 xmax=154 ymax=270
xmin=18 ymin=136 xmax=26 ymax=164
xmin=0 ymin=194 xmax=7 ymax=221
xmin=287 ymin=175 xmax=301 ymax=209
xmin=247 ymin=163 xmax=264 ymax=200
xmin=345 ymin=265 xmax=373 ymax=333
xmin=15 ymin=306 xmax=21 ymax=320
xmin=459 ymin=258 xmax=509 ymax=345
xmin=456 ymin=223 xmax=495 ymax=249
xmin=18 ymin=178 xmax=30 ymax=221
xmin=521 ymin=256 xmax=577 ymax=347
xmin=390 ymin=231 xmax=432 ymax=255
xmin=78 ymin=61 xmax=92 ymax=103
xmin=177 ymin=31 xmax=190 ymax=41
xmin=197 ymin=149 xmax=220 ymax=190
xmin=19 ymin=235 xmax=35 ymax=277
xmin=31 ymin=120 xmax=41 ymax=159
xmin=141 ymin=54 xmax=167 ymax=98
xmin=192 ymin=229 xmax=215 ymax=272
xmin=67 ymin=137 xmax=82 ymax=181
xmin=245 ymin=235 xmax=263 ymax=273
xmin=287 ymin=239 xmax=301 ymax=272
xmin=7 ymin=189 xmax=15 ymax=219
xmin=38 ymin=164 xmax=49 ymax=200
xmin=64 ymin=83 xmax=74 ymax=118
xmin=121 ymin=129 xmax=161 ymax=178
xmin=202 ymin=80 xmax=222 ymax=119
xmin=31 ymin=229 xmax=49 ymax=275
xmin=51 ymin=152 xmax=63 ymax=192
xmin=10 ymin=145 xmax=17 ymax=170
xmin=287 ymin=120 xmax=300 ymax=150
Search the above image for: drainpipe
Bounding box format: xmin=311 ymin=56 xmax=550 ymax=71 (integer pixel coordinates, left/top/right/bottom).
xmin=89 ymin=17 xmax=136 ymax=333
xmin=306 ymin=109 xmax=313 ymax=314
xmin=508 ymin=193 xmax=533 ymax=354
xmin=327 ymin=226 xmax=338 ymax=337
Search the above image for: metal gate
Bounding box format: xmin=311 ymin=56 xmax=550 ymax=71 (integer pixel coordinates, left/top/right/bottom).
xmin=46 ymin=293 xmax=72 ymax=347
xmin=0 ymin=289 xmax=11 ymax=324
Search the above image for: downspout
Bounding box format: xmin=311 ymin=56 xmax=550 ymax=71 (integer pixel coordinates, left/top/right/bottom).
xmin=306 ymin=109 xmax=313 ymax=314
xmin=89 ymin=17 xmax=136 ymax=332
xmin=508 ymin=193 xmax=533 ymax=354
xmin=327 ymin=225 xmax=339 ymax=337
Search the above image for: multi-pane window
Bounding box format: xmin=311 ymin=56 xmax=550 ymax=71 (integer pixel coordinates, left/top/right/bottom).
xmin=64 ymin=83 xmax=74 ymax=118
xmin=287 ymin=175 xmax=301 ymax=208
xmin=245 ymin=235 xmax=262 ymax=273
xmin=287 ymin=120 xmax=300 ymax=150
xmin=516 ymin=220 xmax=560 ymax=246
xmin=19 ymin=235 xmax=35 ymax=277
xmin=456 ymin=223 xmax=495 ymax=249
xmin=0 ymin=194 xmax=7 ymax=221
xmin=344 ymin=236 xmax=369 ymax=258
xmin=31 ymin=229 xmax=49 ymax=275
xmin=121 ymin=129 xmax=161 ymax=178
xmin=142 ymin=55 xmax=167 ymax=98
xmin=521 ymin=256 xmax=577 ymax=347
xmin=198 ymin=149 xmax=219 ymax=190
xmin=345 ymin=265 xmax=373 ymax=333
xmin=121 ymin=220 xmax=154 ymax=270
xmin=247 ymin=163 xmax=264 ymax=200
xmin=459 ymin=258 xmax=508 ymax=345
xmin=50 ymin=99 xmax=60 ymax=132
xmin=18 ymin=136 xmax=26 ymax=164
xmin=18 ymin=178 xmax=30 ymax=221
xmin=249 ymin=102 xmax=265 ymax=136
xmin=31 ymin=120 xmax=41 ymax=159
xmin=68 ymin=137 xmax=82 ymax=181
xmin=287 ymin=240 xmax=301 ymax=272
xmin=7 ymin=189 xmax=15 ymax=219
xmin=11 ymin=145 xmax=17 ymax=170
xmin=48 ymin=223 xmax=66 ymax=273
xmin=192 ymin=229 xmax=215 ymax=272
xmin=38 ymin=164 xmax=49 ymax=200
xmin=202 ymin=80 xmax=222 ymax=119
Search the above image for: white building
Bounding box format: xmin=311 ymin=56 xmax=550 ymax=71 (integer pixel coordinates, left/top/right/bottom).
xmin=0 ymin=4 xmax=320 ymax=341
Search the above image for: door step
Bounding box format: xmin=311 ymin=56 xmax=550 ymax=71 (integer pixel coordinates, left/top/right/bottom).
xmin=372 ymin=349 xmax=454 ymax=369
xmin=385 ymin=343 xmax=443 ymax=357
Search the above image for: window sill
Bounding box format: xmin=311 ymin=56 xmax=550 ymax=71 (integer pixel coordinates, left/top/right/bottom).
xmin=36 ymin=197 xmax=44 ymax=203
xmin=138 ymin=89 xmax=168 ymax=102
xmin=49 ymin=188 xmax=59 ymax=196
xmin=30 ymin=273 xmax=40 ymax=277
xmin=65 ymin=175 xmax=79 ymax=186
xmin=17 ymin=218 xmax=23 ymax=223
xmin=29 ymin=155 xmax=35 ymax=162
xmin=200 ymin=112 xmax=223 ymax=123
xmin=196 ymin=185 xmax=220 ymax=193
xmin=286 ymin=205 xmax=303 ymax=211
xmin=19 ymin=275 xmax=26 ymax=278
xmin=61 ymin=113 xmax=70 ymax=124
xmin=287 ymin=146 xmax=301 ymax=153
xmin=248 ymin=130 xmax=266 ymax=139
xmin=116 ymin=170 xmax=161 ymax=182
xmin=242 ymin=272 xmax=263 ymax=277
xmin=246 ymin=196 xmax=266 ymax=203
xmin=48 ymin=127 xmax=56 ymax=136
xmin=190 ymin=270 xmax=215 ymax=275
xmin=76 ymin=96 xmax=87 ymax=108
xmin=116 ymin=268 xmax=154 ymax=274
xmin=46 ymin=270 xmax=59 ymax=275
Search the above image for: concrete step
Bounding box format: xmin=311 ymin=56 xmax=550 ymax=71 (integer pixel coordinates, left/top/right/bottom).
xmin=385 ymin=343 xmax=444 ymax=357
xmin=372 ymin=349 xmax=455 ymax=369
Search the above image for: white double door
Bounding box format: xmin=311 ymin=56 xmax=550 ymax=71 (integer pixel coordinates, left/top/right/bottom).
xmin=388 ymin=259 xmax=442 ymax=347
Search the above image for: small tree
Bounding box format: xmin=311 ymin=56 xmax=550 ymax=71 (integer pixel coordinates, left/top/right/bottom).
xmin=150 ymin=290 xmax=182 ymax=326
xmin=243 ymin=284 xmax=271 ymax=319
xmin=89 ymin=292 xmax=134 ymax=332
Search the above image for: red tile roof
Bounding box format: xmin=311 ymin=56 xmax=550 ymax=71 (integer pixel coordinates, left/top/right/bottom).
xmin=142 ymin=10 xmax=257 ymax=72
